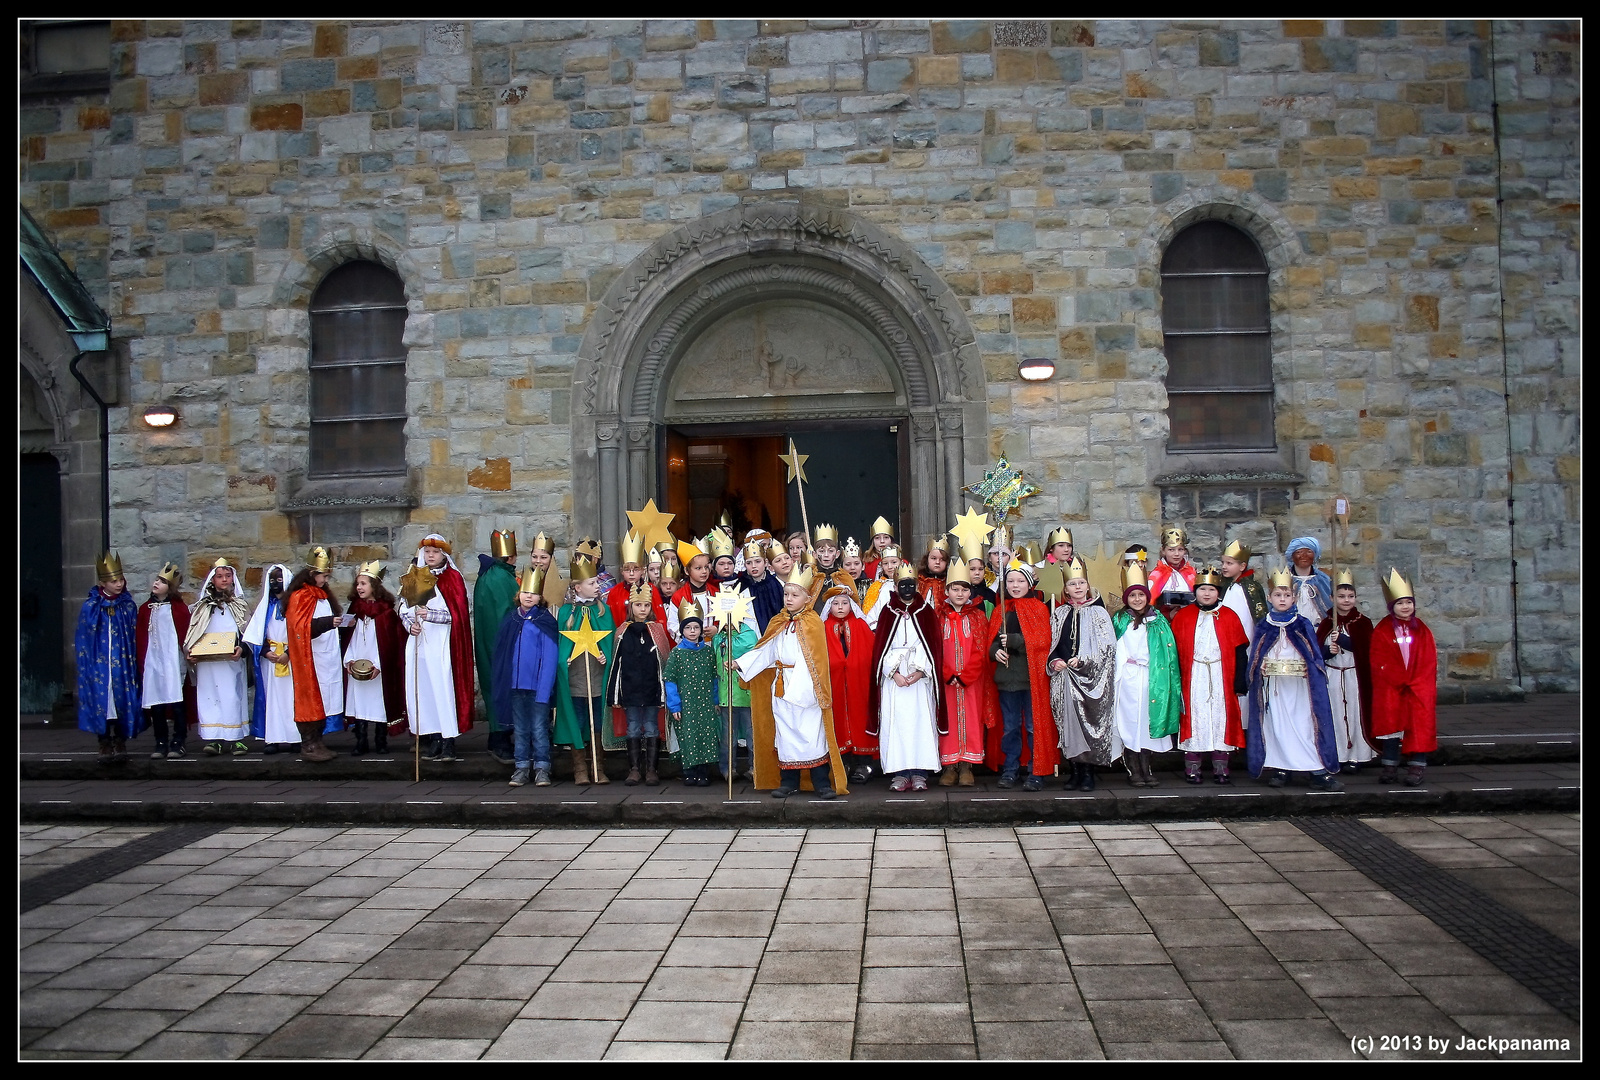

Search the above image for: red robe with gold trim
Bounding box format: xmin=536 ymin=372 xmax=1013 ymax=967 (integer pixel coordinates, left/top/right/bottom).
xmin=433 ymin=565 xmax=475 ymax=732
xmin=824 ymin=609 xmax=876 ymax=758
xmin=1170 ymin=602 xmax=1249 ymax=747
xmin=1369 ymin=614 xmax=1437 ymax=754
xmin=938 ymin=599 xmax=990 ymax=765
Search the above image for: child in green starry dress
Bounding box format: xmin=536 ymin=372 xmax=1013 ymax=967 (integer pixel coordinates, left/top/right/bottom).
xmin=663 ymin=600 xmax=721 ymax=787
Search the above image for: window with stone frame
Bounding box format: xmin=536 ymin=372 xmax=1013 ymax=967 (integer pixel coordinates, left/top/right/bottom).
xmin=1160 ymin=220 xmax=1276 ymax=452
xmin=308 ymin=261 xmax=408 ymax=477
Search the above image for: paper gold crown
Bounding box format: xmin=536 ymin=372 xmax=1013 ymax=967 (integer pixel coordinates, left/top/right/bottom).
xmin=530 ymin=531 xmax=556 ymax=555
xmin=1161 ymin=525 xmax=1189 ymax=549
xmin=156 ymin=561 xmax=182 ymax=586
xmin=306 ymin=546 xmax=331 ymax=573
xmin=870 ymin=515 xmax=894 ymax=539
xmin=991 ymin=524 xmax=1013 ymax=552
xmin=1064 ymin=557 xmax=1089 ymax=582
xmin=1194 ymin=565 xmax=1228 ymax=589
xmin=708 ymin=530 xmax=736 ymax=559
xmin=842 ymin=537 xmax=861 ymax=559
xmin=1336 ymin=569 xmax=1355 ymax=589
xmin=574 ymin=537 xmax=604 ymax=561
xmin=762 ymin=539 xmax=786 ymax=561
xmin=627 ymin=580 xmax=654 ymax=605
xmin=96 ymin=550 xmax=123 ymax=581
xmin=945 ymin=559 xmax=972 ymax=588
xmin=570 ymin=554 xmax=600 ymax=581
xmin=490 ymin=530 xmax=516 ymax=558
xmin=894 ymin=563 xmax=916 ymax=582
xmin=1120 ymin=561 xmax=1149 ymax=592
xmin=1021 ymin=541 xmax=1044 ymax=566
xmin=741 ymin=541 xmax=765 ymax=561
xmin=518 ymin=565 xmax=547 ymax=594
xmin=1222 ymin=538 xmax=1252 ymax=562
xmin=784 ymin=563 xmax=815 ymax=589
xmin=658 ymin=558 xmax=682 ymax=585
xmin=619 ymin=530 xmax=647 ymax=567
xmin=718 ymin=509 xmax=733 ymax=528
xmin=1267 ymin=566 xmax=1294 ymax=591
xmin=357 ymin=560 xmax=385 ymax=582
xmin=879 ymin=545 xmax=902 ymax=561
xmin=927 ymin=535 xmax=950 ymax=555
xmin=676 ymin=598 xmax=703 ymax=623
xmin=212 ymin=557 xmax=232 ymax=569
xmin=653 ymin=538 xmax=677 ymax=558
xmin=1046 ymin=527 xmax=1073 ymax=549
xmin=813 ymin=523 xmax=839 ymax=545
xmin=1381 ymin=567 xmax=1414 ymax=604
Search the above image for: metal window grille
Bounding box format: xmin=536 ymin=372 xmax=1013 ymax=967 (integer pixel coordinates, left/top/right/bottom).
xmin=1161 ymin=221 xmax=1275 ymax=451
xmin=308 ymin=261 xmax=408 ymax=477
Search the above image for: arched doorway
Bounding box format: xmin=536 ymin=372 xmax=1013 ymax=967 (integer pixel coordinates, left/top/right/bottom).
xmin=571 ymin=202 xmax=986 ymax=560
xmin=20 ymin=365 xmax=66 ymax=712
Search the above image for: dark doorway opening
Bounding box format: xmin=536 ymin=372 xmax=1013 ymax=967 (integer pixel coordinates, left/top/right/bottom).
xmin=21 ymin=452 xmax=64 ymax=712
xmin=661 ymin=420 xmax=907 ymax=549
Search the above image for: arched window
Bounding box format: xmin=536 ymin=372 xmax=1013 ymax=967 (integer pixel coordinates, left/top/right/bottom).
xmin=309 ymin=261 xmax=407 ymax=476
xmin=1160 ymin=221 xmax=1275 ymax=451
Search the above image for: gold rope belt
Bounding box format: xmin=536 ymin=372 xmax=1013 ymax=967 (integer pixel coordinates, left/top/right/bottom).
xmin=774 ymin=660 xmax=793 ymax=698
xmin=1262 ymin=658 xmax=1307 ymax=678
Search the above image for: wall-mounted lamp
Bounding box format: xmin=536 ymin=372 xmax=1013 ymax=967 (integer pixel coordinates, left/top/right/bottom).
xmin=1018 ymin=357 xmax=1056 ymax=382
xmin=143 ymin=405 xmax=178 ymax=428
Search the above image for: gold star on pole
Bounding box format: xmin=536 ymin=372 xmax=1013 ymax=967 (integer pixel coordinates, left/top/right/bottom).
xmin=710 ymin=588 xmax=754 ymax=630
xmin=560 ymin=609 xmax=610 ymax=662
xmin=625 ymin=499 xmax=677 ymax=551
xmin=949 ymin=505 xmax=996 ymax=560
xmin=778 ymin=439 xmax=809 ymax=484
xmin=398 ymin=563 xmax=437 ymax=608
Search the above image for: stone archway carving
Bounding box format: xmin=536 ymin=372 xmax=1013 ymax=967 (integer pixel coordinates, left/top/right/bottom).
xmin=571 ymin=201 xmax=985 ymax=560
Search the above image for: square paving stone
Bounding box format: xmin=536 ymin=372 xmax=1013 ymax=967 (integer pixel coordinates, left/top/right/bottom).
xmin=28 ymin=1008 xmax=184 ymax=1052
xmin=575 ymin=921 xmax=678 ymax=951
xmin=171 ymin=992 xmax=317 ymax=1034
xmin=1060 ymin=933 xmax=1170 ymax=966
xmin=390 ymin=996 xmax=524 ymax=1040
xmin=969 ymin=981 xmax=1088 ymax=1022
xmin=355 ymin=948 xmax=473 ymax=980
xmin=1191 ymin=978 xmax=1324 ymax=1020
xmin=1316 ymin=995 xmax=1465 ymax=1043
xmin=484 ymin=1018 xmax=620 ymax=1059
xmin=1071 ymin=964 xmax=1191 ymax=1002
xmin=756 ymin=950 xmax=863 ymax=985
xmin=730 ymin=1020 xmax=855 ymax=1060
xmin=281 ymin=933 xmax=394 ymax=964
xmin=102 ymin=930 xmax=220 ymax=959
xmin=854 ymin=1041 xmax=977 ymax=1059
xmin=604 ymin=1039 xmax=727 ymax=1060
xmin=432 ymin=963 xmax=551 ymax=1000
xmin=1085 ymin=998 xmax=1219 ymax=1043
xmin=740 ymin=982 xmax=857 ymax=1022
xmin=41 ymin=957 xmax=175 ymax=990
xmin=1049 ymin=906 xmax=1152 ymax=936
xmin=390 ymin=920 xmax=500 ymax=951
xmin=213 ymin=918 xmax=329 ymax=947
xmin=595 ymin=898 xmax=696 ymax=924
xmin=867 ymin=908 xmax=960 ymax=936
xmin=661 ymin=935 xmax=765 ymax=967
xmin=548 ymin=949 xmax=663 ymax=982
xmin=1151 ymin=918 xmax=1259 ymax=948
xmin=640 ymin=965 xmax=757 ymax=1003
xmin=974 ymin=1020 xmax=1104 ymax=1060
xmin=963 ymin=949 xmax=1074 ymax=985
xmin=101 ymin=972 xmax=239 ymax=1011
xmin=307 ymin=978 xmax=438 ymax=1016
xmin=229 ymin=960 xmax=359 ymax=996
xmin=471 ymin=936 xmax=578 ymax=967
xmin=616 ymin=1000 xmax=745 ymax=1043
xmin=1368 ymin=942 xmax=1499 ymax=978
xmin=1338 ymin=915 xmax=1457 ymax=945
xmin=20 ymin=940 xmax=115 ymax=972
xmin=678 ymin=909 xmax=776 ymax=937
xmin=520 ymin=980 xmax=645 ymax=1020
xmin=1409 ymin=975 xmax=1561 ymax=1016
xmin=765 ymin=921 xmax=864 ymax=951
xmin=246 ymin=1013 xmax=397 ymax=1058
xmin=428 ymin=898 xmax=524 ymax=923
xmin=19 ymin=988 xmax=114 ymax=1029
xmin=1255 ymin=931 xmax=1378 ymax=962
xmin=855 ymin=1001 xmax=975 ymax=1044
xmin=124 ymin=1030 xmax=264 ymax=1059
xmin=860 ymin=965 xmax=968 ymax=1004
xmin=1285 ymin=959 xmax=1420 ymax=999
xmin=1215 ymin=1018 xmax=1355 ymax=1059
xmin=500 ymin=909 xmax=601 ymax=936
xmin=861 ymin=936 xmax=963 ymax=967
xmin=1102 ymin=1039 xmax=1234 ymax=1059
xmin=361 ymin=1037 xmax=490 ymax=1060
xmin=167 ymin=944 xmax=287 ymax=977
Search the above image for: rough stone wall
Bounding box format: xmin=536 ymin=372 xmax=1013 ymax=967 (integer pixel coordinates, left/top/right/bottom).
xmin=16 ymin=19 xmax=1580 ymax=695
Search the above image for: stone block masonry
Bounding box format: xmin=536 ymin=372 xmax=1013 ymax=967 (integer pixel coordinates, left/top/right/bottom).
xmin=18 ymin=19 xmax=1579 ymax=696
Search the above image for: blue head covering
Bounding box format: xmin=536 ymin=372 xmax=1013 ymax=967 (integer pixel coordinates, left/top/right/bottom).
xmin=1285 ymin=536 xmax=1321 ymax=560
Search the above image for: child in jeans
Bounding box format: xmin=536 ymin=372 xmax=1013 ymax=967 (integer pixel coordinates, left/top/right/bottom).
xmin=606 ymin=582 xmax=674 ymax=785
xmin=493 ymin=565 xmax=559 ymax=786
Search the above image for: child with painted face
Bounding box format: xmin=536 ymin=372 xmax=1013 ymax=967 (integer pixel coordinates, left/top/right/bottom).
xmin=1244 ymin=570 xmax=1343 ymax=791
xmin=1169 ymin=569 xmax=1251 ymax=785
xmin=1367 ymin=571 xmax=1437 ymax=786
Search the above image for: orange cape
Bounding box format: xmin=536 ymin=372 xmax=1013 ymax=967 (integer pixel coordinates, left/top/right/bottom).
xmin=743 ymin=606 xmax=849 ymax=795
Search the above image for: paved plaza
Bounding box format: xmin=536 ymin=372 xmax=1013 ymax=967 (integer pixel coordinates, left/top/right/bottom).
xmin=20 ymin=815 xmax=1579 ymax=1060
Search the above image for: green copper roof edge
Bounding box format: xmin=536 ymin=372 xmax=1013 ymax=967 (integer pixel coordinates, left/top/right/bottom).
xmin=20 ymin=203 xmax=109 ymax=338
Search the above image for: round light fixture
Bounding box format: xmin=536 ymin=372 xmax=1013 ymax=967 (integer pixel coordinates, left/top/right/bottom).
xmin=1018 ymin=357 xmax=1056 ymax=382
xmin=143 ymin=405 xmax=178 ymax=428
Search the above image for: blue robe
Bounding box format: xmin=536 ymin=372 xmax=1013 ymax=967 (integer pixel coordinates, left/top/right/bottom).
xmin=491 ymin=604 xmax=559 ymax=729
xmin=740 ymin=571 xmax=784 ymax=633
xmin=1245 ymin=611 xmax=1340 ymax=777
xmin=74 ymin=586 xmax=143 ymax=738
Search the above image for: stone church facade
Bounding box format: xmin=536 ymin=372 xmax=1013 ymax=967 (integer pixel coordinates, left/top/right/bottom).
xmin=20 ymin=19 xmax=1580 ymax=701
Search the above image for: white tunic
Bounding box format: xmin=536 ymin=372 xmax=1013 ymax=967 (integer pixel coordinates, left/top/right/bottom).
xmin=194 ymin=608 xmax=249 ymax=741
xmin=1325 ymin=628 xmax=1375 ymax=763
xmin=875 ymin=614 xmax=941 ymax=774
xmin=1114 ymin=622 xmax=1176 ymax=753
xmin=259 ymin=606 xmax=297 ymax=744
xmin=1179 ymin=609 xmax=1236 ymax=753
xmin=1260 ymin=626 xmax=1325 ymax=772
xmin=736 ymin=622 xmax=829 ymax=767
xmin=401 ymin=588 xmax=459 ymax=739
xmin=140 ymin=603 xmax=184 ymax=707
xmin=1222 ymin=581 xmax=1256 ymax=728
xmin=307 ymin=597 xmax=345 ymax=720
xmin=343 ymin=615 xmax=387 ymax=723
xmin=1292 ymin=575 xmax=1323 ymax=623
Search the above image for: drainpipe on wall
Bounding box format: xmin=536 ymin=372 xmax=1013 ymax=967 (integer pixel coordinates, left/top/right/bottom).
xmin=1488 ymin=23 xmax=1524 ymax=688
xmin=67 ymin=332 xmax=111 ymax=554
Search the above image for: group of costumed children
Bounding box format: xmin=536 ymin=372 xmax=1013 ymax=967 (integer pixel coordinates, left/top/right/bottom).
xmin=75 ymin=517 xmax=1439 ymax=791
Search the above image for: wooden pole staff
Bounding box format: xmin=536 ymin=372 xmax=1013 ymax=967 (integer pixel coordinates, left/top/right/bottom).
xmin=725 ymin=618 xmax=735 ymax=800
xmin=584 ymin=661 xmax=600 ymax=785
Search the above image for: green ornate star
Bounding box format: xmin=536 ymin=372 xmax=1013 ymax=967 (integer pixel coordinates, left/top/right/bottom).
xmin=964 ymin=458 xmax=1040 ymax=523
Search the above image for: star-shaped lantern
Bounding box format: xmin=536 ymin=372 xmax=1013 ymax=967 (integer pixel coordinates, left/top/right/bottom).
xmin=964 ymin=457 xmax=1040 ymax=523
xmin=560 ymin=608 xmax=610 ymax=662
xmin=398 ymin=563 xmax=437 ymax=608
xmin=949 ymin=505 xmax=996 ymax=560
xmin=626 ymin=499 xmax=677 ymax=551
xmin=778 ymin=439 xmax=809 ymax=484
xmin=708 ymin=587 xmax=754 ymax=631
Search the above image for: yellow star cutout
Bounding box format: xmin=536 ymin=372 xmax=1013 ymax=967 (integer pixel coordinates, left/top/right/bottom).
xmin=709 ymin=587 xmax=754 ymax=630
xmin=949 ymin=505 xmax=996 ymax=560
xmin=778 ymin=439 xmax=809 ymax=484
xmin=626 ymin=499 xmax=677 ymax=551
xmin=560 ymin=609 xmax=609 ymax=663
